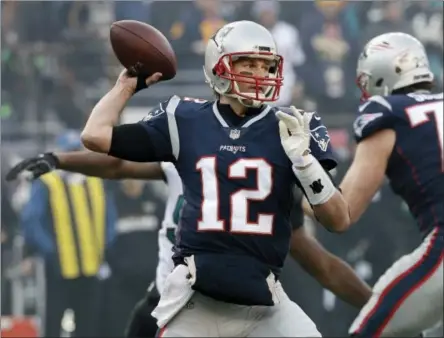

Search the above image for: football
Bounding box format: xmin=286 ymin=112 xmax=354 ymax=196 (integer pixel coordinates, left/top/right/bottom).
xmin=110 ymin=20 xmax=177 ymax=81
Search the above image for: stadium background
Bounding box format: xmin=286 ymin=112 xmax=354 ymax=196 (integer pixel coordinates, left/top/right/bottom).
xmin=1 ymin=0 xmax=442 ymax=337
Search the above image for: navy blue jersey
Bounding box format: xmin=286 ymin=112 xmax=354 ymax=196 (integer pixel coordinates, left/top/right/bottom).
xmin=354 ymin=92 xmax=444 ymax=236
xmin=139 ymin=96 xmax=336 ymax=275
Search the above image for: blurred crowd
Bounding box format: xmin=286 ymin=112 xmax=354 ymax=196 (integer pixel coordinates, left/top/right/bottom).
xmin=1 ymin=0 xmax=443 ymax=337
xmin=2 ymin=0 xmax=443 ymax=131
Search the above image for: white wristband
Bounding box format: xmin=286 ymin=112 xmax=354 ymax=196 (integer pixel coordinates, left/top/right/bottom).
xmin=292 ymin=155 xmax=336 ymax=205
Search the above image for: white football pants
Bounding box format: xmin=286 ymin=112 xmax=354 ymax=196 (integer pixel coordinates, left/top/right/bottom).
xmin=152 ymin=264 xmax=321 ymax=337
xmin=349 ymin=227 xmax=443 ymax=337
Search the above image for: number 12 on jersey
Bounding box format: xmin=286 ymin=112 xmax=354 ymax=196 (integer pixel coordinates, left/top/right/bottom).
xmin=196 ymin=157 xmax=274 ymax=235
xmin=406 ymin=101 xmax=444 ymax=171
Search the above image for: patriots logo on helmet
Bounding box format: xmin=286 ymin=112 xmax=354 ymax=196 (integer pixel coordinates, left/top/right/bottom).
xmin=310 ymin=126 xmax=330 ymax=152
xmin=212 ymin=26 xmax=234 ymax=46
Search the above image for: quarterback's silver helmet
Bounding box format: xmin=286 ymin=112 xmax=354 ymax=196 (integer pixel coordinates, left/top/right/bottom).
xmin=203 ymin=20 xmax=284 ymax=107
xmin=357 ymin=32 xmax=434 ymax=101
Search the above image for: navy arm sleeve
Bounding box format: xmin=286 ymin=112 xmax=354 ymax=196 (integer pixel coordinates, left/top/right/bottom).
xmin=108 ymin=96 xmax=180 ymax=162
xmin=353 ymin=95 xmax=395 ymax=143
xmin=308 ymin=112 xmax=337 ymax=171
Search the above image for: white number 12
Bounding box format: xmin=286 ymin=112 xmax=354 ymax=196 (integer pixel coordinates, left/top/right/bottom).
xmin=196 ymin=157 xmax=274 ymax=235
xmin=406 ymin=101 xmax=444 ymax=171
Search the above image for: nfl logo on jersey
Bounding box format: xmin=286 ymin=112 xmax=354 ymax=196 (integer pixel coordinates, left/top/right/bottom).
xmin=229 ymin=129 xmax=241 ymax=140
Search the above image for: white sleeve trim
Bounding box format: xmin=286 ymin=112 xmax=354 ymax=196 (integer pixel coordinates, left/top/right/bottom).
xmin=165 ymin=95 xmax=181 ymax=160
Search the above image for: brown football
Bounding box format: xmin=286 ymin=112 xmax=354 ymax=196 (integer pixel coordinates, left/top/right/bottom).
xmin=110 ymin=20 xmax=177 ymax=81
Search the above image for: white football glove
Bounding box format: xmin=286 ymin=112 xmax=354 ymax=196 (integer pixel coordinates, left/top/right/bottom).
xmin=275 ymin=106 xmax=312 ymax=167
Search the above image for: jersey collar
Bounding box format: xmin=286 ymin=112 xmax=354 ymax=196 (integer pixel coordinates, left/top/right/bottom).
xmin=212 ymin=101 xmax=272 ymax=128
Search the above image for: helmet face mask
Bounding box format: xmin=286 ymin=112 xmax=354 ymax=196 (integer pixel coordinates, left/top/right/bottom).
xmin=356 ymin=32 xmax=434 ymax=102
xmin=214 ymin=52 xmax=283 ymax=106
xmin=356 ymin=71 xmax=371 ymax=102
xmin=204 ymin=21 xmax=284 ymax=108
xmin=356 ymin=71 xmax=388 ymax=102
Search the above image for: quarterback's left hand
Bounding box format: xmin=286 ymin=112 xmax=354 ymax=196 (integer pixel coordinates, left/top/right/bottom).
xmin=276 ymin=106 xmax=312 ymax=167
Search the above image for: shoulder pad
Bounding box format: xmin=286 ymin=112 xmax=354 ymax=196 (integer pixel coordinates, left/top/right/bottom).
xmin=308 ymin=115 xmax=330 ymax=152
xmin=273 ymin=107 xmax=328 ymax=148
xmin=358 ymin=95 xmax=393 ymax=113
xmin=182 ymin=97 xmax=208 ymax=104
xmin=141 ymin=95 xmax=182 ymax=122
xmin=353 ymin=112 xmax=395 ymax=143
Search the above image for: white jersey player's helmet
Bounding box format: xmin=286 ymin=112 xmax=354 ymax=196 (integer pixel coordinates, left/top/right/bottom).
xmin=357 ymin=32 xmax=434 ymax=101
xmin=203 ymin=20 xmax=284 ymax=107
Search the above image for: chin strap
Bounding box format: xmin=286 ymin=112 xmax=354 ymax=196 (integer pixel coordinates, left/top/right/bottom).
xmin=237 ymin=97 xmax=263 ymax=108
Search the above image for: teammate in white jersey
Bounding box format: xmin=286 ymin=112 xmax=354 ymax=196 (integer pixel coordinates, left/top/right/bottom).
xmin=8 ymin=150 xmax=372 ymax=337
xmin=155 ymin=162 xmax=182 ymax=294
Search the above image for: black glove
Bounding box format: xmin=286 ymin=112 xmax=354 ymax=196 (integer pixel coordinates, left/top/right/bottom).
xmin=134 ymin=74 xmax=148 ymax=93
xmin=125 ymin=283 xmax=160 ymax=337
xmin=127 ymin=63 xmax=148 ymax=94
xmin=6 ymin=153 xmax=59 ymax=181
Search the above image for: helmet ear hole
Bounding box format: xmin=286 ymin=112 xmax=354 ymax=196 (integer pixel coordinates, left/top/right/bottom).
xmin=375 ymin=78 xmax=384 ymax=87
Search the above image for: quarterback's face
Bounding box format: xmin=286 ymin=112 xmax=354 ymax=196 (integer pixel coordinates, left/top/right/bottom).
xmin=232 ymin=57 xmax=273 ymax=93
